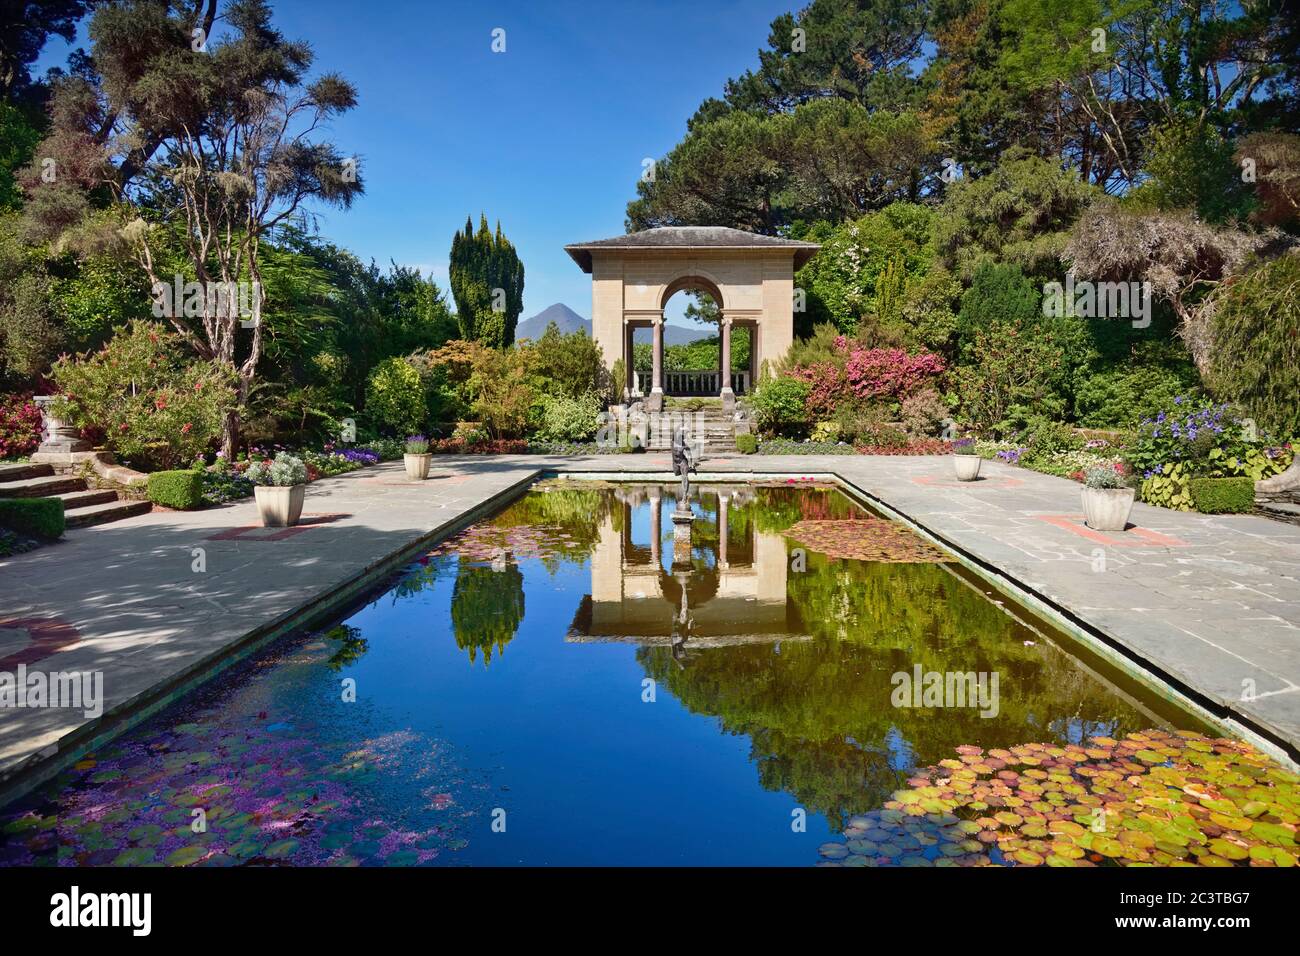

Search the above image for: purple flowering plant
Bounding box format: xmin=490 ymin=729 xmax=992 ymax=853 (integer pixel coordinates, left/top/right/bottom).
xmin=1126 ymin=395 xmax=1252 ymax=479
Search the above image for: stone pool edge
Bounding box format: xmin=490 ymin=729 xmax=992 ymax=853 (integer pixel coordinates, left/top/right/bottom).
xmin=0 ymin=469 xmax=544 ymax=810
xmin=556 ymin=469 xmax=1300 ymax=770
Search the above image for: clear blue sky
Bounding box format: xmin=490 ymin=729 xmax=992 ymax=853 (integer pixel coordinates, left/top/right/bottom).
xmin=39 ymin=0 xmax=792 ymax=326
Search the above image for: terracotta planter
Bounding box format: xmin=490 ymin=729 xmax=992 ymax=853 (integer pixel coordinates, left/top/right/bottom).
xmin=404 ymin=453 xmax=432 ymax=481
xmin=952 ymin=454 xmax=982 ymax=482
xmin=1081 ymin=486 xmax=1135 ymax=532
xmin=254 ymin=483 xmax=306 ymax=527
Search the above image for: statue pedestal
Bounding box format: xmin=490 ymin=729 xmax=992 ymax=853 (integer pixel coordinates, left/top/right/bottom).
xmin=671 ymin=509 xmax=694 ymax=568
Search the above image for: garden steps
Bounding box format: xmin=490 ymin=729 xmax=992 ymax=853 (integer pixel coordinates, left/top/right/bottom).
xmin=63 ymin=498 xmax=152 ymax=529
xmin=0 ymin=462 xmax=55 ymax=483
xmin=56 ymin=489 xmax=122 ymax=508
xmin=0 ymin=467 xmax=150 ymax=531
xmin=0 ymin=474 xmax=87 ymax=498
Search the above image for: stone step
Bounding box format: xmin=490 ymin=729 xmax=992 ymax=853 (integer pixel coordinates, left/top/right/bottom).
xmin=56 ymin=488 xmax=121 ymax=508
xmin=0 ymin=462 xmax=54 ymax=482
xmin=64 ymin=498 xmax=152 ymax=529
xmin=0 ymin=475 xmax=86 ymax=498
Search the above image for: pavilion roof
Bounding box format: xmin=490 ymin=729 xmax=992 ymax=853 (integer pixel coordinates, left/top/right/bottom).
xmin=565 ymin=226 xmax=820 ymax=272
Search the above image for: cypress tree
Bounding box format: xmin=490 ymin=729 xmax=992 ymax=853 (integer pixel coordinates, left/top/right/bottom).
xmin=449 ymin=212 xmax=525 ymax=348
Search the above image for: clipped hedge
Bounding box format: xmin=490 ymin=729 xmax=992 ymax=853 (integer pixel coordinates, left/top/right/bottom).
xmin=0 ymin=497 xmax=65 ymax=539
xmin=1188 ymin=476 xmax=1256 ymax=514
xmin=734 ymin=433 xmax=758 ymax=454
xmin=147 ymin=469 xmax=204 ymax=510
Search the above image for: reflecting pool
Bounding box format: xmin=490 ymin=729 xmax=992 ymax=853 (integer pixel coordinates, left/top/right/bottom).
xmin=1 ymin=481 xmax=1192 ymax=866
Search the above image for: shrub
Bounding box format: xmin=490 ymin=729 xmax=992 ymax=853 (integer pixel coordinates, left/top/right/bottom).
xmin=956 ymin=262 xmax=1041 ymax=328
xmin=530 ymin=391 xmax=601 ymax=442
xmin=1208 ymin=254 xmax=1300 ymax=439
xmin=0 ymin=497 xmax=64 ymax=539
xmin=0 ymin=392 xmax=42 ymax=459
xmin=469 ymin=348 xmax=534 ymax=439
xmin=810 ymin=420 xmax=840 ymax=443
xmin=1073 ymin=362 xmax=1198 ymax=429
xmin=952 ymin=320 xmax=1066 ymax=433
xmin=900 ymin=387 xmax=949 ymax=438
xmin=1123 ymin=396 xmax=1290 ymax=484
xmin=734 ymin=433 xmax=758 ymax=454
xmin=749 ymin=376 xmax=811 ymax=438
xmin=523 ymin=324 xmax=607 ymax=398
xmin=200 ymin=467 xmax=254 ymax=505
xmin=1140 ymin=462 xmax=1194 ymax=510
xmin=245 ymin=452 xmax=308 ymax=486
xmin=404 ymin=435 xmax=430 ymax=455
xmin=1188 ymin=477 xmax=1255 ymax=514
xmin=49 ymin=321 xmax=236 ymax=471
xmin=364 ymin=357 xmax=426 ymax=436
xmin=790 ymin=337 xmax=945 ymax=419
xmin=146 ymin=470 xmax=204 ymax=509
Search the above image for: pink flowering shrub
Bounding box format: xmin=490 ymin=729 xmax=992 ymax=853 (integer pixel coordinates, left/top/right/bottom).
xmin=790 ymin=336 xmax=946 ymax=419
xmin=0 ymin=393 xmax=43 ymax=459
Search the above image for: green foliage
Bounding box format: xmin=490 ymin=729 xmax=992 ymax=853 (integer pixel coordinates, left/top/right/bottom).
xmin=1073 ymin=360 xmax=1199 ymax=429
xmin=530 ymin=391 xmax=602 ymax=443
xmin=932 ymin=149 xmax=1097 ymax=281
xmin=957 ymin=262 xmax=1041 ymax=329
xmin=796 ymin=203 xmax=936 ymax=335
xmin=146 ymin=470 xmax=204 ymax=510
xmin=523 ymin=323 xmax=606 ymax=398
xmin=364 ymin=357 xmax=426 ymax=437
xmin=1130 ymin=117 xmax=1254 ymax=224
xmin=51 ymin=321 xmax=237 ymax=470
xmin=449 ymin=214 xmax=525 ymax=348
xmin=0 ymin=497 xmax=64 ymax=539
xmin=450 ymin=562 xmax=524 ymax=666
xmin=1208 ymin=254 xmax=1300 ymax=439
xmin=0 ymin=103 xmax=40 ymax=210
xmin=749 ymin=375 xmax=811 ymax=438
xmin=952 ymin=320 xmax=1066 ymax=433
xmin=734 ymin=432 xmax=758 ymax=454
xmin=1188 ymin=477 xmax=1255 ymax=514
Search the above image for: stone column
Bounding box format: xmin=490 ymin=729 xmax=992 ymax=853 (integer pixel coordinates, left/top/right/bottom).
xmin=649 ymin=486 xmax=663 ymax=568
xmin=649 ymin=313 xmax=664 ymax=412
xmin=719 ymin=315 xmax=735 ymax=411
xmin=717 ymin=491 xmax=730 ymax=570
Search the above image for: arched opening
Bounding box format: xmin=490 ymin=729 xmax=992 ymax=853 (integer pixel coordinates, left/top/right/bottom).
xmin=627 ymin=276 xmax=753 ymax=403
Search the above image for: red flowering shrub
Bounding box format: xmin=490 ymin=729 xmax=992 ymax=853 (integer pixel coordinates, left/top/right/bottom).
xmin=791 ymin=337 xmax=945 ymax=419
xmin=50 ymin=321 xmax=237 ymax=470
xmin=0 ymin=393 xmax=43 ymax=459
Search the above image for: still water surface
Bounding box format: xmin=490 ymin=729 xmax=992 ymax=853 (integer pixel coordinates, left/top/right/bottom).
xmin=0 ymin=482 xmax=1172 ymax=866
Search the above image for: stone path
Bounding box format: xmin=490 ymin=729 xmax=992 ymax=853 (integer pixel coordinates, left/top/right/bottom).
xmin=2 ymin=452 xmax=1299 ymax=798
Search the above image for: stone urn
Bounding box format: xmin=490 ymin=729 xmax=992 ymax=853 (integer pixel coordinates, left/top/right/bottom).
xmin=33 ymin=395 xmax=91 ymax=453
xmin=404 ymin=452 xmax=432 ymax=481
xmin=1081 ymin=486 xmax=1135 ymax=532
xmin=952 ymin=454 xmax=982 ymax=482
xmin=254 ymin=484 xmax=306 ymax=528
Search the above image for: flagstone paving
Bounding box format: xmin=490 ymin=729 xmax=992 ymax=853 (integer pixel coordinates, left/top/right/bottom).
xmin=2 ymin=452 xmax=1298 ymax=797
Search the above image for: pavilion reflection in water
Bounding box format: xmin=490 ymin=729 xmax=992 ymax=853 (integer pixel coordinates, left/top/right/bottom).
xmin=567 ymin=485 xmax=807 ymax=653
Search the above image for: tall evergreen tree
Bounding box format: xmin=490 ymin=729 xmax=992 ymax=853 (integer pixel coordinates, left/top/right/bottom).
xmin=448 ymin=213 xmax=524 ymax=348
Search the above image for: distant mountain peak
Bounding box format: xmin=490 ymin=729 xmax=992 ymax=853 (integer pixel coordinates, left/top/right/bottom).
xmin=515 ymin=301 xmax=713 ymax=346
